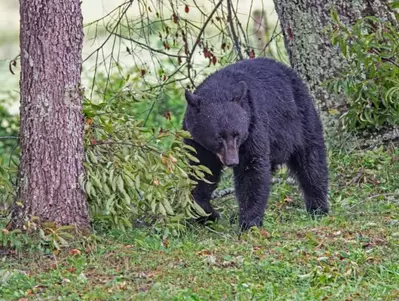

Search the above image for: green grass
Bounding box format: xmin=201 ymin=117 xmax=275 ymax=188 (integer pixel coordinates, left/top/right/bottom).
xmin=1 ymin=146 xmax=398 ymax=300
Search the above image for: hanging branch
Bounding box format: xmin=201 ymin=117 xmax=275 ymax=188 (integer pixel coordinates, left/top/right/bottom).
xmin=186 ymin=0 xmax=224 ymax=87
xmin=227 ymin=0 xmax=243 ymax=60
xmin=230 ymin=1 xmax=250 ymax=55
xmin=110 ymin=32 xmax=187 ymax=59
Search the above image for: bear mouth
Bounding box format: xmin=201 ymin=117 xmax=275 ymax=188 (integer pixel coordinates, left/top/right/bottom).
xmin=216 ymin=153 xmax=225 ymax=165
xmin=217 ymin=150 xmax=239 ymax=167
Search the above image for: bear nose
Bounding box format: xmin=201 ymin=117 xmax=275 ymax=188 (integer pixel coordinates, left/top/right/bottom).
xmin=225 ymin=157 xmax=239 ymax=167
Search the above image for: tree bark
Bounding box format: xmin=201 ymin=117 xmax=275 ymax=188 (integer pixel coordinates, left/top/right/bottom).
xmin=273 ymin=0 xmax=396 ymax=112
xmin=8 ymin=0 xmax=90 ymax=230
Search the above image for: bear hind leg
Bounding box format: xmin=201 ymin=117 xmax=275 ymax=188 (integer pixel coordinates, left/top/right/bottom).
xmin=288 ymin=146 xmax=329 ymax=215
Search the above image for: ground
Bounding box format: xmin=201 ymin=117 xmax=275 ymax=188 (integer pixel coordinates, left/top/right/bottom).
xmin=0 ymin=146 xmax=398 ymax=300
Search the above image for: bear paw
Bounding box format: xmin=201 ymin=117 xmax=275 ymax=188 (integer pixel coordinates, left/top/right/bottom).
xmin=196 ymin=210 xmax=220 ymax=225
xmin=239 ymin=217 xmax=264 ymax=232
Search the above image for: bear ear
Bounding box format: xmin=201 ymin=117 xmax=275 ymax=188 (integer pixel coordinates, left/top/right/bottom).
xmin=185 ymin=89 xmax=201 ymax=108
xmin=232 ymin=81 xmax=248 ymax=105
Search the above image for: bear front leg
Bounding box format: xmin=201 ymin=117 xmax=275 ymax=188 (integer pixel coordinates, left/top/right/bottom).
xmin=234 ymin=157 xmax=271 ymax=231
xmin=184 ymin=139 xmax=223 ymax=222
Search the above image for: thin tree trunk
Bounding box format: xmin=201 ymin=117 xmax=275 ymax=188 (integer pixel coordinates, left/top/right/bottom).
xmin=8 ymin=0 xmax=90 ymax=230
xmin=273 ymin=0 xmax=396 ymax=112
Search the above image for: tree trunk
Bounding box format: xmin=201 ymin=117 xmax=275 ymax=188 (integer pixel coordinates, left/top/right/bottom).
xmin=273 ymin=0 xmax=396 ymax=112
xmin=8 ymin=0 xmax=90 ymax=230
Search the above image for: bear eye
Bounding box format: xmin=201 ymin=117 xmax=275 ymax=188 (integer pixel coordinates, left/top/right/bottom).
xmin=233 ymin=131 xmax=239 ymax=138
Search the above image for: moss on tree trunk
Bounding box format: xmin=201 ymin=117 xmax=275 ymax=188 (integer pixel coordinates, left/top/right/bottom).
xmin=273 ymin=0 xmax=398 ymax=146
xmin=273 ymin=0 xmax=396 ymax=112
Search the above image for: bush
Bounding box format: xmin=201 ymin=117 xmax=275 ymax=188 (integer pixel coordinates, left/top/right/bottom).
xmin=327 ymin=11 xmax=399 ymax=131
xmin=0 ymin=104 xmax=19 ymax=159
xmin=0 ymin=103 xmax=19 ymax=213
xmin=82 ymin=66 xmax=212 ymax=234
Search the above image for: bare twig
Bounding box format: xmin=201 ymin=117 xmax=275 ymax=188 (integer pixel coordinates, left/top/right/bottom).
xmin=110 ymin=32 xmax=186 ymax=59
xmin=230 ymin=0 xmax=250 ymax=55
xmin=84 ymin=0 xmax=133 ymax=28
xmin=227 ymin=0 xmax=243 ymax=60
xmin=212 ymin=187 xmax=235 ymax=200
xmin=141 ymin=62 xmax=187 ymax=125
xmin=88 ymin=140 xmax=163 ymax=155
xmin=8 ymin=54 xmax=20 ymax=75
xmin=83 ymin=0 xmax=133 ymax=63
xmin=347 ymin=191 xmax=399 ymax=210
xmin=261 ymin=20 xmax=281 ymax=56
xmin=186 ymin=0 xmax=224 ymax=87
xmin=367 ymin=192 xmax=399 ymax=200
xmin=211 ymin=177 xmax=297 ymax=200
xmin=89 ymin=50 xmax=99 ymax=100
xmin=371 ymin=49 xmax=399 ymax=68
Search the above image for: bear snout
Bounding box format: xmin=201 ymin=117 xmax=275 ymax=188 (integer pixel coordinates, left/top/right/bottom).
xmin=217 ymin=140 xmax=239 ymax=167
xmin=217 ymin=152 xmax=239 ymax=167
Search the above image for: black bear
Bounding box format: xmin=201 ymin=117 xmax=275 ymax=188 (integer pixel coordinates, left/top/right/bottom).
xmin=183 ymin=57 xmax=329 ymax=230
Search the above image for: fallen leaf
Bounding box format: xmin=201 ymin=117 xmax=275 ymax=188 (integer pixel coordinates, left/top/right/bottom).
xmin=69 ymin=249 xmax=81 ymax=256
xmin=196 ymin=249 xmax=212 ymax=256
xmin=260 ymin=230 xmax=270 ymax=238
xmin=163 ymin=238 xmax=169 ymax=248
xmin=67 ymin=267 xmax=76 ymax=273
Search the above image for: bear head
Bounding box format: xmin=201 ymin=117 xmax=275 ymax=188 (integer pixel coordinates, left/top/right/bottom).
xmin=184 ymin=81 xmax=250 ymax=167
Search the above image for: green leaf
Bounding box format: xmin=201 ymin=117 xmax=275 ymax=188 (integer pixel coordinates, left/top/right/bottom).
xmin=91 ymin=174 xmax=102 ymax=190
xmin=135 ymin=174 xmax=141 ymax=190
xmin=182 ymin=144 xmax=197 ymax=154
xmin=191 ymin=200 xmax=207 ymax=216
xmin=158 ymin=203 xmax=167 ymax=216
xmin=89 ymin=151 xmax=98 ymax=164
xmin=163 ymin=199 xmax=175 ymax=215
xmin=117 ymin=175 xmax=126 ymax=195
xmin=85 ymin=181 xmax=92 ymax=196
xmin=151 ymin=200 xmax=157 ymax=214
xmin=111 ymin=175 xmax=117 ymax=192
xmin=197 ymin=165 xmax=212 ymax=175
xmin=123 ymin=173 xmax=134 ymax=188
xmin=185 ymin=152 xmax=200 ymax=163
xmin=177 ymin=130 xmax=192 ymax=139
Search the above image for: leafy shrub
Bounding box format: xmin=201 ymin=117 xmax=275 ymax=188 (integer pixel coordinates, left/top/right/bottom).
xmin=92 ymin=66 xmax=186 ymax=135
xmin=1 ymin=68 xmax=210 ymax=234
xmin=0 ymin=103 xmax=19 ymax=213
xmin=0 ymin=104 xmax=19 ymax=159
xmin=0 ymin=164 xmax=16 ymax=214
xmin=83 ymin=66 xmax=211 ymax=233
xmin=0 ymin=218 xmax=100 ymax=254
xmin=326 ymin=11 xmax=399 ymax=131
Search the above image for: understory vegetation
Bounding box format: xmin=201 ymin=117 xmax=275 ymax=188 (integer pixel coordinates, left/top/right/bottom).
xmin=1 ymin=2 xmax=399 ymax=300
xmin=1 ymin=146 xmax=398 ymax=300
xmin=1 ymin=2 xmax=397 ymax=231
xmin=327 ymin=10 xmax=399 ymax=131
xmin=0 ymin=0 xmax=287 ymax=230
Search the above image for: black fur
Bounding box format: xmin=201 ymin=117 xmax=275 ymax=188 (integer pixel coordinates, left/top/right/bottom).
xmin=183 ymin=58 xmax=329 ymax=231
